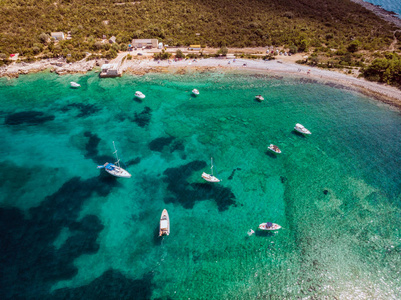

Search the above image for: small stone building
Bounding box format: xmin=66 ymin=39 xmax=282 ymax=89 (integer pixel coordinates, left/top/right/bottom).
xmin=131 ymin=39 xmax=158 ymax=48
xmin=100 ymin=63 xmax=121 ymax=77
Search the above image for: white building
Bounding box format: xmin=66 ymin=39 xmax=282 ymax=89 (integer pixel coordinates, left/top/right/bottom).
xmin=51 ymin=32 xmax=65 ymax=41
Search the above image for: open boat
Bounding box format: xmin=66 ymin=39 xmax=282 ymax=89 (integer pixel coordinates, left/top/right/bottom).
xmin=70 ymin=81 xmax=81 ymax=88
xmin=294 ymin=123 xmax=311 ymax=135
xmin=97 ymin=141 xmax=131 ymax=178
xmin=202 ymin=157 xmax=221 ymax=182
xmin=268 ymin=144 xmax=281 ymax=154
xmin=192 ymin=89 xmax=199 ymax=96
xmin=255 ymin=95 xmax=264 ymax=101
xmin=258 ymin=222 xmax=281 ymax=230
xmin=159 ymin=209 xmax=170 ymax=236
xmin=135 ymin=91 xmax=146 ymax=99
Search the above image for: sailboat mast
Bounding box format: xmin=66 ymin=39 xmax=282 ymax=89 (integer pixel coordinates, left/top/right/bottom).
xmin=113 ymin=141 xmax=120 ymax=167
xmin=211 ymin=157 xmax=214 ymax=176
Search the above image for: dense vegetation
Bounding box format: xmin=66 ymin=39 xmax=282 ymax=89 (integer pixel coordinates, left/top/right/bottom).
xmin=0 ymin=0 xmax=400 ymax=86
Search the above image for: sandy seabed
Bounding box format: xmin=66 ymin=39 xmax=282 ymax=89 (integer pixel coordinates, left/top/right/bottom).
xmin=1 ymin=56 xmax=401 ymax=110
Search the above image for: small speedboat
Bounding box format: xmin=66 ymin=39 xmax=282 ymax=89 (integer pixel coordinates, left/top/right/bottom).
xmin=192 ymin=89 xmax=199 ymax=96
xmin=255 ymin=95 xmax=264 ymax=101
xmin=159 ymin=209 xmax=170 ymax=236
xmin=268 ymin=144 xmax=281 ymax=154
xmin=70 ymin=81 xmax=81 ymax=88
xmin=294 ymin=123 xmax=311 ymax=135
xmin=135 ymin=91 xmax=146 ymax=99
xmin=258 ymin=222 xmax=281 ymax=231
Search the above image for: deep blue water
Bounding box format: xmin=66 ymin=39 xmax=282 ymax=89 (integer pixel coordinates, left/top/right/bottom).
xmin=364 ymin=0 xmax=401 ymax=17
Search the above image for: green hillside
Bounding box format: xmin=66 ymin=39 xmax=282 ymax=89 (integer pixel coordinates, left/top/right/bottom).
xmin=0 ymin=0 xmax=397 ymax=54
xmin=0 ymin=0 xmax=400 ymax=86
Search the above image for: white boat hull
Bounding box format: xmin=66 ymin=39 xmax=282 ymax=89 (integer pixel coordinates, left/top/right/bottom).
xmin=160 ymin=209 xmax=170 ymax=236
xmin=294 ymin=123 xmax=311 ymax=135
xmin=268 ymin=144 xmax=281 ymax=154
xmin=258 ymin=223 xmax=281 ymax=230
xmin=70 ymin=82 xmax=81 ymax=88
xmin=255 ymin=95 xmax=264 ymax=101
xmin=135 ymin=92 xmax=145 ymax=99
xmin=103 ymin=163 xmax=132 ymax=178
xmin=192 ymin=89 xmax=199 ymax=96
xmin=202 ymin=172 xmax=220 ymax=182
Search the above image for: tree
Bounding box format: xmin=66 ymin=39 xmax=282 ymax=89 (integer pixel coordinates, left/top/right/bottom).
xmin=289 ymin=44 xmax=298 ymax=54
xmin=39 ymin=33 xmax=50 ymax=44
xmin=298 ymin=39 xmax=309 ymax=52
xmin=175 ymin=49 xmax=185 ymax=58
xmin=347 ymin=40 xmax=360 ymax=53
xmin=218 ymin=46 xmax=228 ymax=56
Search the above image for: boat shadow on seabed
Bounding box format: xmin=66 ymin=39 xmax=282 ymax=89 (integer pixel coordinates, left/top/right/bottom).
xmin=254 ymin=230 xmax=277 ymax=237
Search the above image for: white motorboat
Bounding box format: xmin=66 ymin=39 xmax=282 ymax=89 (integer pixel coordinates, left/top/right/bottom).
xmin=97 ymin=141 xmax=131 ymax=178
xmin=135 ymin=91 xmax=146 ymax=99
xmin=70 ymin=81 xmax=81 ymax=88
xmin=294 ymin=123 xmax=311 ymax=135
xmin=258 ymin=222 xmax=281 ymax=231
xmin=268 ymin=144 xmax=281 ymax=154
xmin=159 ymin=209 xmax=170 ymax=236
xmin=202 ymin=157 xmax=221 ymax=183
xmin=255 ymin=95 xmax=264 ymax=101
xmin=192 ymin=89 xmax=199 ymax=96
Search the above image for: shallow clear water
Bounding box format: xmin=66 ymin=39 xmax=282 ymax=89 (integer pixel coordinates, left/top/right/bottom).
xmin=0 ymin=71 xmax=401 ymax=299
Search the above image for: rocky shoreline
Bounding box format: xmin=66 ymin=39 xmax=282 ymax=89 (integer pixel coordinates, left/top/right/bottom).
xmin=350 ymin=0 xmax=401 ymax=28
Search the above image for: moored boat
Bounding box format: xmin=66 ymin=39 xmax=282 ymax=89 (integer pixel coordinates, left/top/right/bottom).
xmin=202 ymin=157 xmax=221 ymax=182
xmin=135 ymin=91 xmax=146 ymax=99
xmin=268 ymin=144 xmax=281 ymax=154
xmin=97 ymin=141 xmax=132 ymax=178
xmin=70 ymin=81 xmax=81 ymax=88
xmin=294 ymin=123 xmax=311 ymax=135
xmin=255 ymin=95 xmax=264 ymax=101
xmin=159 ymin=209 xmax=170 ymax=236
xmin=192 ymin=89 xmax=199 ymax=96
xmin=258 ymin=222 xmax=281 ymax=230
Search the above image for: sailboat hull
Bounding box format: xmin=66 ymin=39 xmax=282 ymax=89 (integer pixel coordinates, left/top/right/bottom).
xmin=106 ymin=167 xmax=132 ymax=178
xmin=102 ymin=162 xmax=132 ymax=178
xmin=202 ymin=172 xmax=220 ymax=182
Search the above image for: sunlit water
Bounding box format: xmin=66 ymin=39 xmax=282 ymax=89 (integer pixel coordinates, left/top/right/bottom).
xmin=1 ymin=71 xmax=401 ymax=299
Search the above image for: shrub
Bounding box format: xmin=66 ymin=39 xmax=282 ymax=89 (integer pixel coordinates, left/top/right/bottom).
xmin=175 ymin=49 xmax=185 ymax=58
xmin=347 ymin=40 xmax=361 ymax=53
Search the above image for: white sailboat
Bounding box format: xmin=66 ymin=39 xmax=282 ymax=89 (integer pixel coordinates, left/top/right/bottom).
xmin=97 ymin=141 xmax=131 ymax=178
xmin=202 ymin=157 xmax=221 ymax=183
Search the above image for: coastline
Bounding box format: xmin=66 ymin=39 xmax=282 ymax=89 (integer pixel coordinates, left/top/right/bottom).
xmin=2 ymin=56 xmax=400 ymax=110
xmin=350 ymin=0 xmax=401 ymax=28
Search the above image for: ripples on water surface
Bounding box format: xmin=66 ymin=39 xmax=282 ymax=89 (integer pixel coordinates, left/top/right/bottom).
xmin=0 ymin=71 xmax=401 ymax=299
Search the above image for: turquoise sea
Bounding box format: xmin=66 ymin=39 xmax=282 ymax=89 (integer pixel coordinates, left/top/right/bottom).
xmin=364 ymin=0 xmax=401 ymax=17
xmin=1 ymin=70 xmax=401 ymax=299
